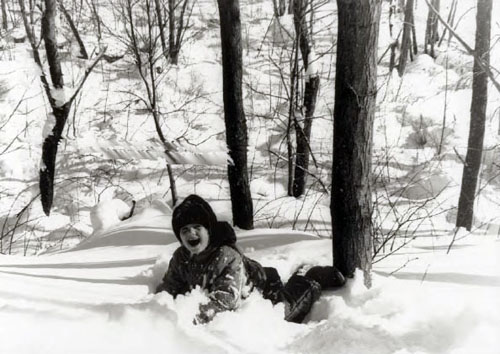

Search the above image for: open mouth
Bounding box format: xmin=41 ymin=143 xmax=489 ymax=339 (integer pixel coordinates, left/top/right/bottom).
xmin=187 ymin=238 xmax=201 ymax=247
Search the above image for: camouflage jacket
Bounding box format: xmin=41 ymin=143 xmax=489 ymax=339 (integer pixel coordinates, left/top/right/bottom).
xmin=157 ymin=243 xmax=267 ymax=323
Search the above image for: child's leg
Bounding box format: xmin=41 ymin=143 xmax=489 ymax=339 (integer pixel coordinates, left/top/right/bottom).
xmin=281 ymin=274 xmax=321 ymax=323
xmin=262 ymin=267 xmax=285 ymax=304
xmin=304 ymin=266 xmax=346 ymax=289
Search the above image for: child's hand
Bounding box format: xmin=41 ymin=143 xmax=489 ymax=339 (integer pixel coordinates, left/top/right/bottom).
xmin=193 ymin=304 xmax=217 ymax=325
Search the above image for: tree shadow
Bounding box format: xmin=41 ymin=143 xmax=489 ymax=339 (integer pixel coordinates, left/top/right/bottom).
xmin=0 ymin=257 xmax=157 ymax=269
xmin=0 ymin=269 xmax=152 ymax=286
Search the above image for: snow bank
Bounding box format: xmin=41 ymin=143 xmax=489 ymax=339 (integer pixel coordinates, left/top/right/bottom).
xmin=0 ymin=226 xmax=498 ymax=354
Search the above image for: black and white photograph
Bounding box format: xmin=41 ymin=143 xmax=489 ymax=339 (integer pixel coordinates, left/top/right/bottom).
xmin=0 ymin=0 xmax=498 ymax=353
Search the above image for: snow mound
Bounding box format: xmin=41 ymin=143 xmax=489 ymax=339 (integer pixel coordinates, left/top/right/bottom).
xmin=90 ymin=199 xmax=133 ymax=232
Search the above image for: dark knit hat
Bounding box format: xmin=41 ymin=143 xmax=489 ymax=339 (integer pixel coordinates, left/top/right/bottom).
xmin=172 ymin=195 xmax=217 ymax=242
xmin=171 ymin=195 xmax=237 ymax=248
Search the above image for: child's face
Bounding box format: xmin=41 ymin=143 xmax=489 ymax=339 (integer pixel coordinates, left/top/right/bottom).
xmin=179 ymin=223 xmax=210 ymax=254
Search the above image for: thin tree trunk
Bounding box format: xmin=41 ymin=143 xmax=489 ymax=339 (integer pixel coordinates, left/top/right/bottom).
xmin=154 ymin=0 xmax=168 ymax=58
xmin=430 ymin=0 xmax=440 ymax=57
xmin=173 ymin=0 xmax=190 ymax=64
xmin=398 ymin=0 xmax=414 ymax=76
xmin=425 ymin=0 xmax=439 ymax=57
xmin=456 ymin=0 xmax=492 ymax=231
xmin=168 ymin=0 xmax=176 ymax=63
xmin=438 ymin=0 xmax=457 ymax=47
xmin=332 ymin=0 xmax=381 ymax=286
xmin=292 ymin=0 xmax=319 ymax=197
xmin=293 ymin=75 xmax=319 ymax=197
xmin=424 ymin=0 xmax=432 ymax=54
xmin=287 ymin=41 xmax=299 ymax=196
xmin=217 ymin=0 xmax=253 ymax=229
xmin=411 ymin=6 xmax=418 ymax=54
xmin=272 ymin=0 xmax=286 ymax=17
xmin=1 ymin=0 xmax=7 ymax=30
xmin=59 ymin=1 xmax=89 ymax=59
xmin=292 ymin=0 xmax=310 ymax=70
xmin=40 ymin=0 xmax=70 ymax=215
xmin=89 ymin=0 xmax=101 ymax=41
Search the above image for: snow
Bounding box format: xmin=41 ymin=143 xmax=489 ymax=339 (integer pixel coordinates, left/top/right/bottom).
xmin=89 ymin=198 xmax=133 ymax=233
xmin=0 ymin=214 xmax=498 ymax=354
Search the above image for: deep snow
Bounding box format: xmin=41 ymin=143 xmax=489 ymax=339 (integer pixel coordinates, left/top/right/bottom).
xmin=0 ymin=206 xmax=498 ymax=354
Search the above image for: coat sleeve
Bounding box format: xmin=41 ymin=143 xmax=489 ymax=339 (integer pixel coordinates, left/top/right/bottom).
xmin=155 ymin=249 xmax=189 ymax=296
xmin=195 ymin=247 xmax=245 ymax=324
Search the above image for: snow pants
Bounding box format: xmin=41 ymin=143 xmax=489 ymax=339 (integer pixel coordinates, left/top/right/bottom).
xmin=262 ymin=266 xmax=345 ymax=323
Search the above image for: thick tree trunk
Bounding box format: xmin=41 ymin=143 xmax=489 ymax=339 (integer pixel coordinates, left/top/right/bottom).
xmin=456 ymin=0 xmax=492 ymax=231
xmin=398 ymin=0 xmax=414 ymax=76
xmin=217 ymin=0 xmax=253 ymax=229
xmin=332 ymin=0 xmax=381 ymax=286
xmin=59 ymin=1 xmax=88 ymax=59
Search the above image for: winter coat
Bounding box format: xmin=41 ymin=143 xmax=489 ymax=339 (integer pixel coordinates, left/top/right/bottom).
xmin=156 ymin=219 xmax=268 ymax=323
xmin=155 ymin=194 xmax=332 ymax=324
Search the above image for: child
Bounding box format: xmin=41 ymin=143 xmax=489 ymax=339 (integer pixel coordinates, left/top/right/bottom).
xmin=156 ymin=194 xmax=345 ymax=324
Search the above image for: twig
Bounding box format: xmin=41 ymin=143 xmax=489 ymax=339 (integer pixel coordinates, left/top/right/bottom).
xmin=424 ymin=0 xmax=500 ymax=93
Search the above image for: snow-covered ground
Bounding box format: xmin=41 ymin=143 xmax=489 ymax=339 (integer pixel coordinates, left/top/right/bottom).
xmin=0 ymin=207 xmax=498 ymax=354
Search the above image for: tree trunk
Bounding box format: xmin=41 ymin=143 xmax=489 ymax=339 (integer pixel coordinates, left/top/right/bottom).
xmin=59 ymin=1 xmax=88 ymax=59
xmin=291 ymin=0 xmax=319 ymax=197
xmin=292 ymin=0 xmax=310 ymax=70
xmin=411 ymin=7 xmax=418 ymax=55
xmin=332 ymin=0 xmax=381 ymax=287
xmin=293 ymin=75 xmax=319 ymax=197
xmin=89 ymin=0 xmax=102 ymax=41
xmin=456 ymin=0 xmax=492 ymax=231
xmin=272 ymin=0 xmax=286 ymax=17
xmin=425 ymin=0 xmax=439 ymax=57
xmin=217 ymin=0 xmax=253 ymax=229
xmin=154 ymin=0 xmax=168 ymax=58
xmin=1 ymin=0 xmax=7 ymax=30
xmin=40 ymin=0 xmax=69 ymax=215
xmin=398 ymin=0 xmax=414 ymax=76
xmin=438 ymin=0 xmax=457 ymax=46
xmin=168 ymin=0 xmax=177 ymax=64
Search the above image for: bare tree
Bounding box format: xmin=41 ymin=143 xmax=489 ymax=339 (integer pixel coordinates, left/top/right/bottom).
xmin=332 ymin=0 xmax=381 ymax=286
xmin=18 ymin=0 xmax=105 ymax=215
xmin=1 ymin=0 xmax=7 ymax=30
xmin=121 ymin=0 xmax=178 ymax=205
xmin=456 ymin=0 xmax=492 ymax=231
xmin=292 ymin=0 xmax=320 ymax=197
xmin=424 ymin=0 xmax=440 ymax=57
xmin=167 ymin=0 xmax=193 ymax=64
xmin=58 ymin=0 xmax=89 ymax=59
xmin=216 ymin=0 xmax=253 ymax=229
xmin=398 ymin=0 xmax=415 ymax=76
